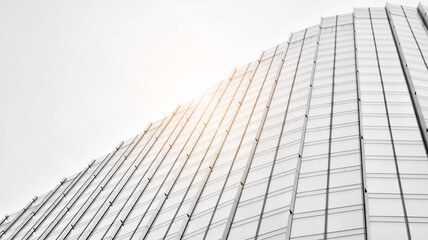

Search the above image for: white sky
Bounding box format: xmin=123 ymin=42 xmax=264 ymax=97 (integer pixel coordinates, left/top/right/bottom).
xmin=0 ymin=0 xmax=424 ymax=217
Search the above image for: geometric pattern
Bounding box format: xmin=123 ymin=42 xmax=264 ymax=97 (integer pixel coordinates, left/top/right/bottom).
xmin=1 ymin=3 xmax=428 ymax=240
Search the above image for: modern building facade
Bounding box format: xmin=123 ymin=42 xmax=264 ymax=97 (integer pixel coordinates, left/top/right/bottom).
xmin=2 ymin=3 xmax=428 ymax=240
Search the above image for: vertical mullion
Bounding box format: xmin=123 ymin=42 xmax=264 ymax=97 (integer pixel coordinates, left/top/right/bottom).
xmin=162 ymin=66 xmax=250 ymax=239
xmin=386 ymin=4 xmax=428 ymax=153
xmin=175 ymin=56 xmax=264 ymax=240
xmin=105 ymin=100 xmax=196 ymax=240
xmin=200 ymin=51 xmax=265 ymax=240
xmin=34 ymin=138 xmax=128 ymax=240
xmin=24 ymin=158 xmax=98 ymax=238
xmin=401 ymin=5 xmax=428 ymax=71
xmin=127 ymin=80 xmax=223 ymax=240
xmin=97 ymin=105 xmax=186 ymax=240
xmin=323 ymin=15 xmax=338 ymax=240
xmin=417 ymin=3 xmax=428 ymax=34
xmin=370 ymin=8 xmax=412 ymax=240
xmin=79 ymin=107 xmax=180 ymax=239
xmin=220 ymin=45 xmax=280 ymax=240
xmin=8 ymin=177 xmax=68 ymax=239
xmin=139 ymin=71 xmax=234 ymax=240
xmin=27 ymin=152 xmax=115 ymax=239
xmin=0 ymin=196 xmax=38 ymax=238
xmin=0 ymin=216 xmax=8 ymax=227
xmin=56 ymin=124 xmax=161 ymax=240
xmin=253 ymin=34 xmax=294 ymax=239
xmin=285 ymin=23 xmax=322 ymax=240
xmin=353 ymin=10 xmax=370 ymax=240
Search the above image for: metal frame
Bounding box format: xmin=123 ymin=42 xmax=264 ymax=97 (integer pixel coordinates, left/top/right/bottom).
xmin=137 ymin=70 xmax=235 ymax=240
xmin=254 ymin=30 xmax=309 ymax=239
xmin=161 ymin=66 xmax=249 ymax=239
xmin=56 ymin=120 xmax=165 ymax=240
xmin=323 ymin=15 xmax=338 ymax=240
xmin=127 ymin=78 xmax=224 ymax=240
xmin=36 ymin=137 xmax=131 ymax=239
xmin=0 ymin=196 xmax=38 ymax=238
xmin=417 ymin=3 xmax=428 ymax=34
xmin=196 ymin=50 xmax=266 ymax=240
xmin=102 ymin=102 xmax=193 ymax=240
xmin=353 ymin=9 xmax=371 ymax=240
xmin=386 ymin=3 xmax=428 ymax=153
xmin=8 ymin=177 xmax=68 ymax=239
xmin=176 ymin=55 xmax=265 ymax=240
xmin=374 ymin=7 xmax=412 ymax=239
xmin=78 ymin=107 xmax=180 ymax=239
xmin=55 ymin=134 xmax=143 ymax=239
xmin=105 ymin=97 xmax=202 ymax=240
xmin=285 ymin=22 xmax=322 ymax=240
xmin=0 ymin=216 xmax=8 ymax=227
xmin=23 ymin=144 xmax=122 ymax=240
xmin=220 ymin=45 xmax=280 ymax=240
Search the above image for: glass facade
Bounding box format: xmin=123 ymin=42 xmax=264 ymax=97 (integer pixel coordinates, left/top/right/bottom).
xmin=1 ymin=3 xmax=428 ymax=240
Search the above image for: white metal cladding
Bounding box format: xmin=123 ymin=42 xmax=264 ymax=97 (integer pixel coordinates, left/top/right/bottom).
xmin=2 ymin=3 xmax=428 ymax=240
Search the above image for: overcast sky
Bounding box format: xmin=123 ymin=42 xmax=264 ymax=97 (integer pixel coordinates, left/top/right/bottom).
xmin=0 ymin=0 xmax=424 ymax=217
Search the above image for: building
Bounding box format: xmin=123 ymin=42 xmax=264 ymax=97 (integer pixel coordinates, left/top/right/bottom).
xmin=2 ymin=3 xmax=428 ymax=240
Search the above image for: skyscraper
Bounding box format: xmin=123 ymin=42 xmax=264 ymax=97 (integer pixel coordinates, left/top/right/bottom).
xmin=1 ymin=2 xmax=428 ymax=239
